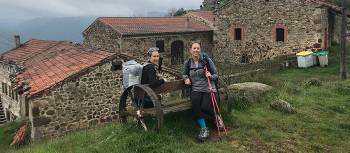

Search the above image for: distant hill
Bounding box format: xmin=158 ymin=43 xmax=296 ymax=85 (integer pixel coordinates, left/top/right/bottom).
xmin=0 ymin=16 xmax=96 ymax=53
xmin=14 ymin=16 xmax=96 ymax=43
xmin=0 ymin=11 xmax=167 ymax=53
xmin=0 ymin=30 xmax=15 ymax=53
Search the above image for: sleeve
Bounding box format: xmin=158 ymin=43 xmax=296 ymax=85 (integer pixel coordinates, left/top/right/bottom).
xmin=182 ymin=60 xmax=190 ymax=80
xmin=146 ymin=65 xmax=165 ymax=88
xmin=207 ymin=58 xmax=218 ymax=81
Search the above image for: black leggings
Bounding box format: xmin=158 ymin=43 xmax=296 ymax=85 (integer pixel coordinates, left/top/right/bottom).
xmin=190 ymin=91 xmax=217 ymax=119
xmin=135 ymin=95 xmax=154 ymax=108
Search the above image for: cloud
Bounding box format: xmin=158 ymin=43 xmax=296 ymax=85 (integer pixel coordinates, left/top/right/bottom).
xmin=0 ymin=0 xmax=202 ymax=19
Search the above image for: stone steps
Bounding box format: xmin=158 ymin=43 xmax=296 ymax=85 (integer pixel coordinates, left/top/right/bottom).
xmin=0 ymin=99 xmax=6 ymax=125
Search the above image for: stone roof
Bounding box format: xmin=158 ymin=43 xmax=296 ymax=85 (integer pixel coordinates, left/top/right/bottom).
xmin=90 ymin=16 xmax=212 ymax=37
xmin=185 ymin=11 xmax=214 ymax=28
xmin=187 ymin=11 xmax=214 ymax=24
xmin=0 ymin=39 xmax=116 ymax=97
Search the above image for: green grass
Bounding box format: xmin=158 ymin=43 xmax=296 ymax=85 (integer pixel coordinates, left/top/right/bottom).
xmin=0 ymin=121 xmax=22 ymax=149
xmin=1 ymin=45 xmax=350 ymax=153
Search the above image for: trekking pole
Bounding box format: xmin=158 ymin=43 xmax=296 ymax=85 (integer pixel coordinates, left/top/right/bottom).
xmin=204 ymin=65 xmax=228 ymax=137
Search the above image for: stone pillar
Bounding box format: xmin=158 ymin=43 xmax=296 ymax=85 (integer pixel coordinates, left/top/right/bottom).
xmin=14 ymin=35 xmax=21 ymax=48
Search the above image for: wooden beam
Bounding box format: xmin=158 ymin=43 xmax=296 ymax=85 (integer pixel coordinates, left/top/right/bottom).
xmin=221 ymin=69 xmax=265 ymax=79
xmin=153 ymin=80 xmax=188 ymax=94
xmin=340 ymin=0 xmax=348 ymax=80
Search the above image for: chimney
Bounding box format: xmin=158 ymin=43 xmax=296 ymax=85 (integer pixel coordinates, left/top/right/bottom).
xmin=14 ymin=35 xmax=21 ymax=48
xmin=185 ymin=17 xmax=190 ymax=28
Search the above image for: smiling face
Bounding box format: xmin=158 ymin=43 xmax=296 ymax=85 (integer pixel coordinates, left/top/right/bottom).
xmin=190 ymin=43 xmax=201 ymax=59
xmin=149 ymin=51 xmax=160 ymax=64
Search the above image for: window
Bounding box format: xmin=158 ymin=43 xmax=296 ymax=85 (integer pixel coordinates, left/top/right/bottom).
xmin=273 ymin=24 xmax=288 ymax=42
xmin=4 ymin=84 xmax=8 ymax=95
xmin=156 ymin=40 xmax=165 ymax=53
xmin=15 ymin=92 xmax=18 ymax=101
xmin=230 ymin=25 xmax=244 ymax=42
xmin=9 ymin=87 xmax=12 ymax=98
xmin=234 ymin=28 xmax=242 ymax=41
xmin=276 ymin=28 xmax=285 ymax=42
xmin=1 ymin=83 xmax=4 ymax=93
xmin=11 ymin=90 xmax=15 ymax=99
xmin=240 ymin=53 xmax=249 ymax=63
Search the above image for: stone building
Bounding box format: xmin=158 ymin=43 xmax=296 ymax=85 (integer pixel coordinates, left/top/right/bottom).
xmin=0 ymin=39 xmax=120 ymax=141
xmin=213 ymin=0 xmax=350 ymax=63
xmin=83 ymin=1 xmax=348 ymax=65
xmin=0 ymin=38 xmax=178 ymax=141
xmin=83 ymin=12 xmax=214 ymax=66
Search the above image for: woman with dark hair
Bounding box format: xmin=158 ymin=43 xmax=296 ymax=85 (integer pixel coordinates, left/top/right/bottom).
xmin=140 ymin=47 xmax=165 ymax=108
xmin=183 ymin=42 xmax=224 ymax=140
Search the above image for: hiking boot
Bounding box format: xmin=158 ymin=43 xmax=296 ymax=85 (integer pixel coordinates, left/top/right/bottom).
xmin=198 ymin=127 xmax=210 ymax=140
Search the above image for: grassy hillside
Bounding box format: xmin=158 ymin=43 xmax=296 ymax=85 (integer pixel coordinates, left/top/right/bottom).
xmin=1 ymin=45 xmax=350 ymax=153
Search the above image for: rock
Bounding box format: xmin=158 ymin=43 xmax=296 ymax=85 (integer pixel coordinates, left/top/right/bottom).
xmin=227 ymin=82 xmax=273 ymax=102
xmin=46 ymin=110 xmax=55 ymax=116
xmin=304 ymin=78 xmax=322 ymax=87
xmin=270 ymin=100 xmax=297 ymax=114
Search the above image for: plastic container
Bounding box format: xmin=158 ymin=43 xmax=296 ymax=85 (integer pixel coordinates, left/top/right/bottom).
xmin=296 ymin=51 xmax=314 ymax=68
xmin=315 ymin=50 xmax=329 ymax=67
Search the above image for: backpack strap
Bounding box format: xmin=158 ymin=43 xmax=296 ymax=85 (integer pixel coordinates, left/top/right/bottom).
xmin=201 ymin=56 xmax=214 ymax=75
xmin=143 ymin=61 xmax=151 ymax=67
xmin=186 ymin=58 xmax=213 ymax=75
xmin=185 ymin=59 xmax=191 ymax=76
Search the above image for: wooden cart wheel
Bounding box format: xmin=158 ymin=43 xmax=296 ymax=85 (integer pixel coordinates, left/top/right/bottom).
xmin=119 ymin=84 xmax=164 ymax=131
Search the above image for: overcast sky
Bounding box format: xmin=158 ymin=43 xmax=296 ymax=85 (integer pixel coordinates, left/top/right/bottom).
xmin=0 ymin=0 xmax=203 ymax=20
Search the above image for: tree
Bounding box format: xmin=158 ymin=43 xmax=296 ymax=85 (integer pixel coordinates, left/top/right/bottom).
xmin=167 ymin=8 xmax=187 ymax=16
xmin=173 ymin=8 xmax=187 ymax=16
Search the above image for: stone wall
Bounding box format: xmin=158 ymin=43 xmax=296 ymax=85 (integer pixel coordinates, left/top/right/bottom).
xmin=214 ymin=0 xmax=328 ymax=64
xmin=83 ymin=20 xmax=122 ymax=52
xmin=0 ymin=62 xmax=24 ymax=120
xmin=120 ymin=32 xmax=213 ymax=66
xmin=330 ymin=11 xmax=350 ymax=43
xmin=83 ymin=21 xmax=213 ymax=66
xmin=28 ymin=56 xmax=179 ymax=141
xmin=29 ymin=59 xmax=123 ymax=141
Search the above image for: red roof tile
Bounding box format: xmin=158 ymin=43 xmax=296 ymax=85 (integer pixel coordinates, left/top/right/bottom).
xmin=97 ymin=16 xmax=212 ymax=36
xmin=0 ymin=39 xmax=115 ymax=97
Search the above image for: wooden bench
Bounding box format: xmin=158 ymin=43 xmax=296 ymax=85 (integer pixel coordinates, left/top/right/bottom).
xmin=119 ymin=80 xmax=229 ymax=130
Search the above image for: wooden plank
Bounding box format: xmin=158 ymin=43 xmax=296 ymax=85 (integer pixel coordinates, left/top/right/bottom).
xmin=153 ymin=80 xmax=188 ymax=94
xmin=221 ymin=69 xmax=265 ymax=79
xmin=143 ymin=102 xmax=192 ymax=116
xmin=162 ymin=98 xmax=190 ymax=107
xmin=163 ymin=102 xmax=192 ymax=114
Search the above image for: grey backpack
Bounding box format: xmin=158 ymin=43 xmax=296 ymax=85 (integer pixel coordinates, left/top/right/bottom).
xmin=122 ymin=60 xmax=151 ymax=90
